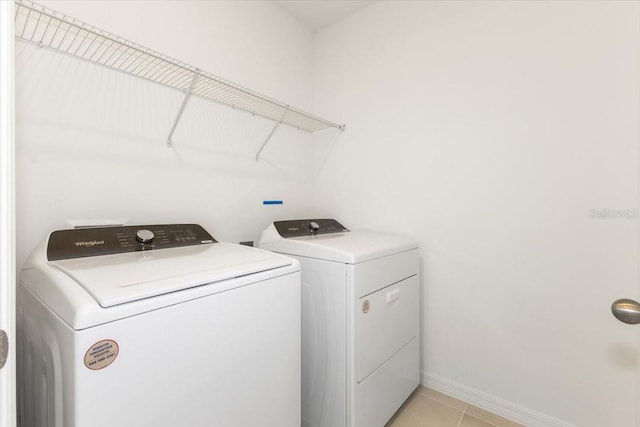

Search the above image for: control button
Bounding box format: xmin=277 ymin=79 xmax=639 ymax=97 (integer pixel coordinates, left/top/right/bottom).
xmin=309 ymin=221 xmax=320 ymax=235
xmin=136 ymin=229 xmax=155 ymax=244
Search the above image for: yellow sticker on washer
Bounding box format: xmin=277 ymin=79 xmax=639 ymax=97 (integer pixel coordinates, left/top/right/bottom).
xmin=84 ymin=339 xmax=119 ymax=370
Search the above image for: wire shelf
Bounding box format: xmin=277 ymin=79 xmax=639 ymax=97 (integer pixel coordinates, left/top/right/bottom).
xmin=13 ymin=0 xmax=345 ymax=135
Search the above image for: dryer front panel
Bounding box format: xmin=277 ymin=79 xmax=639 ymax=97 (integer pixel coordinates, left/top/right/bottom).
xmin=356 ymin=275 xmax=418 ymax=382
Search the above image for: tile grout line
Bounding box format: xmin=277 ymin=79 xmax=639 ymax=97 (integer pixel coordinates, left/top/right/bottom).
xmin=424 ymin=387 xmax=519 ymax=427
xmin=456 ymin=403 xmax=468 ymax=427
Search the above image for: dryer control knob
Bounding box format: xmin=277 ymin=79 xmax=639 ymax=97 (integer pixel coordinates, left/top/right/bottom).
xmin=136 ymin=229 xmax=155 ymax=244
xmin=309 ymin=221 xmax=320 ymax=235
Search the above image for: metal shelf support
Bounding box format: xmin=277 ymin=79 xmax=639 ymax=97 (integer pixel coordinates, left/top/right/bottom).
xmin=256 ymin=106 xmax=289 ymax=161
xmin=167 ymin=72 xmax=199 ymax=147
xmin=13 ymin=0 xmax=346 ymax=147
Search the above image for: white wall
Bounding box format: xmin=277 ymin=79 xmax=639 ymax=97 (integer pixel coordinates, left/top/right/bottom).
xmin=16 ymin=0 xmax=323 ymax=267
xmin=313 ymin=1 xmax=640 ymax=426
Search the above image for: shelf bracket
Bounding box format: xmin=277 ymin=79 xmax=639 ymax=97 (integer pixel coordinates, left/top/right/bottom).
xmin=256 ymin=106 xmax=289 ymax=161
xmin=166 ymin=72 xmax=199 ymax=147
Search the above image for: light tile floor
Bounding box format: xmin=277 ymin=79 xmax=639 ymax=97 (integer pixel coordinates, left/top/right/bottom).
xmin=386 ymin=386 xmax=525 ymax=427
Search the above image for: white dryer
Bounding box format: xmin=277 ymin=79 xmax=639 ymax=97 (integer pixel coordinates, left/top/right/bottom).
xmin=18 ymin=224 xmax=301 ymax=427
xmin=259 ymin=219 xmax=420 ymax=427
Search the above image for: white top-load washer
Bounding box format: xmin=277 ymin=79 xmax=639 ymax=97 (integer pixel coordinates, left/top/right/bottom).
xmin=259 ymin=219 xmax=420 ymax=427
xmin=18 ymin=224 xmax=301 ymax=427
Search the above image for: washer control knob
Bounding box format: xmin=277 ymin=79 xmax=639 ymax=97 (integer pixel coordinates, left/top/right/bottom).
xmin=136 ymin=229 xmax=155 ymax=244
xmin=309 ymin=221 xmax=320 ymax=235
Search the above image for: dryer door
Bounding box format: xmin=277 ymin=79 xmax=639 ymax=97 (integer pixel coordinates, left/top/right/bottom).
xmin=356 ymin=275 xmax=418 ymax=382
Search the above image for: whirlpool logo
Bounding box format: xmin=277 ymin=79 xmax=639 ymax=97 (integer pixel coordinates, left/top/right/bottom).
xmin=74 ymin=240 xmax=105 ymax=248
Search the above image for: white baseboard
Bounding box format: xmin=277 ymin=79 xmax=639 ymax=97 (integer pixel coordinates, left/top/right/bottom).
xmin=422 ymin=372 xmax=577 ymax=427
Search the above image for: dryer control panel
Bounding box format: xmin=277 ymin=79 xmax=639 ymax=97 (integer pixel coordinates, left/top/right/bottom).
xmin=274 ymin=219 xmax=349 ymax=238
xmin=47 ymin=224 xmax=216 ymax=261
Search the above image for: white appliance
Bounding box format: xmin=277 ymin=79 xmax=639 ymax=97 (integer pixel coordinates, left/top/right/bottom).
xmin=259 ymin=219 xmax=420 ymax=427
xmin=18 ymin=224 xmax=301 ymax=427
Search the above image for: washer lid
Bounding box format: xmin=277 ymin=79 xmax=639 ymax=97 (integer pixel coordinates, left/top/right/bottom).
xmin=50 ymin=242 xmax=291 ymax=308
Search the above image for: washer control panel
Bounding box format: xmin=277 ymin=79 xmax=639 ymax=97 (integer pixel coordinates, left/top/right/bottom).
xmin=47 ymin=224 xmax=216 ymax=261
xmin=274 ymin=219 xmax=349 ymax=238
